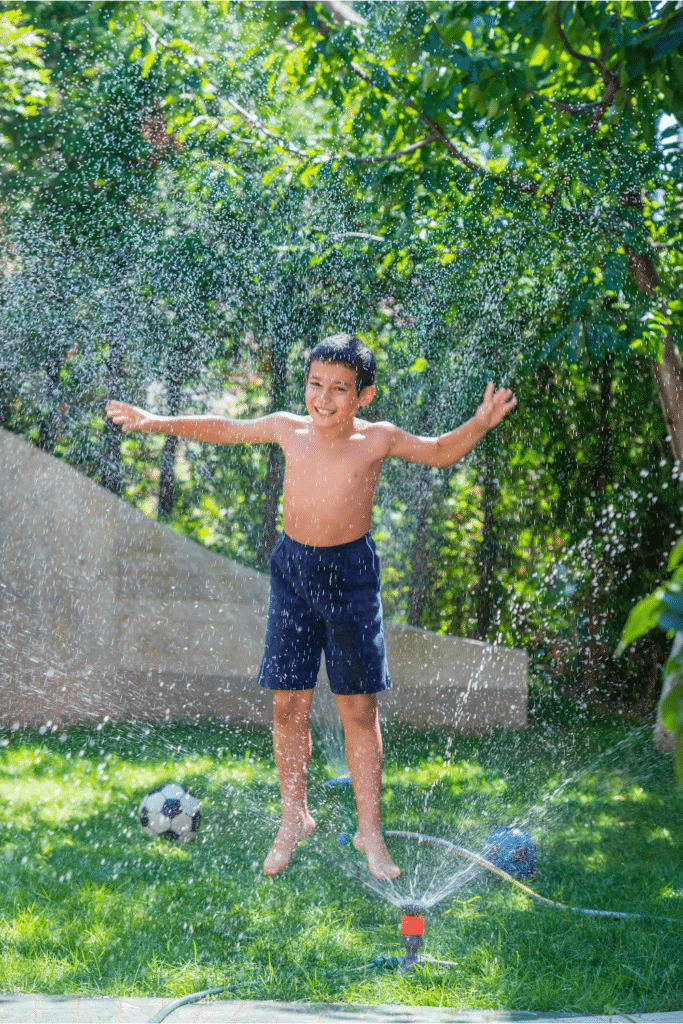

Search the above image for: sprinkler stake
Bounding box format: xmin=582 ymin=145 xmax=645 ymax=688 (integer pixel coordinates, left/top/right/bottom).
xmin=394 ymin=911 xmax=456 ymax=972
xmin=400 ymin=913 xmax=425 ymax=965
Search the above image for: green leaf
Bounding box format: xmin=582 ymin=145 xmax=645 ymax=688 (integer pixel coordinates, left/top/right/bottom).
xmin=423 ymin=28 xmax=443 ymax=57
xmin=371 ymin=64 xmax=390 ymax=91
xmin=422 ymin=68 xmax=438 ymax=93
xmin=585 ymin=323 xmax=625 ymax=357
xmin=668 ymin=534 xmax=683 ymax=571
xmin=299 ymin=160 xmax=322 ymax=187
xmin=568 ymin=284 xmax=593 ymax=320
xmin=450 ymin=48 xmax=470 ymax=73
xmin=602 ymin=255 xmax=625 ymax=294
xmin=140 ymin=50 xmax=157 ymax=79
xmin=642 ymin=11 xmax=683 ymax=61
xmin=539 ymin=323 xmax=569 ymax=361
xmin=564 ymin=320 xmax=583 ymax=363
xmin=616 ymin=592 xmax=663 ymax=653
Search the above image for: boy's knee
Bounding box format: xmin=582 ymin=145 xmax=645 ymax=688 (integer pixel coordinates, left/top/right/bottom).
xmin=336 ymin=693 xmax=378 ymax=730
xmin=272 ymin=688 xmax=313 ymax=725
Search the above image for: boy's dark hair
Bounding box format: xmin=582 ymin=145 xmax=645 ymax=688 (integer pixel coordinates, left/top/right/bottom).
xmin=304 ymin=333 xmax=376 ymax=394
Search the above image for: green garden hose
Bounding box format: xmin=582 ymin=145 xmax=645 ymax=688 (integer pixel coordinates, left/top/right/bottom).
xmin=147 ymin=985 xmax=240 ymax=1023
xmin=383 ymin=830 xmax=681 ymax=923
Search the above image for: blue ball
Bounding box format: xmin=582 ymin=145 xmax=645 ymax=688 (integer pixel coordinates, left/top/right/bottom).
xmin=483 ymin=828 xmax=537 ymax=879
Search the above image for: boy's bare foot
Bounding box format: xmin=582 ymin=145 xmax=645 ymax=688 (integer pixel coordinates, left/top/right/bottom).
xmin=353 ymin=831 xmax=401 ymax=881
xmin=263 ymin=813 xmax=316 ymax=876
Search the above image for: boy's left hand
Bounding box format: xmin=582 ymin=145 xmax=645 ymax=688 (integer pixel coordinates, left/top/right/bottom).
xmin=476 ymin=382 xmax=517 ymax=430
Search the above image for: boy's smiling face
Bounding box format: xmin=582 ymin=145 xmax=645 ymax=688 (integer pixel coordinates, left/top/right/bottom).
xmin=305 ymin=359 xmax=375 ymax=430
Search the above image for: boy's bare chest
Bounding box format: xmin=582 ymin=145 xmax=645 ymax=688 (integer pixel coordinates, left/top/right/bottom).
xmin=284 ymin=432 xmax=381 ymax=487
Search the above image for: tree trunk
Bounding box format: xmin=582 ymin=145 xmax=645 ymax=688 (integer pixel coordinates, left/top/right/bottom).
xmin=627 ymin=246 xmax=683 ymax=749
xmin=157 ymin=368 xmax=183 ymax=522
xmin=626 ymin=246 xmax=683 ymax=467
xmin=470 ymin=442 xmax=497 ymax=642
xmin=37 ymin=354 xmax=62 ymax=454
xmin=258 ymin=337 xmax=287 ymax=568
xmin=590 ymin=352 xmax=613 ymax=493
xmin=100 ymin=337 xmax=124 ymax=495
xmin=579 ymin=356 xmax=615 ymax=695
xmin=650 ymin=334 xmax=683 ymax=471
xmin=407 ymin=465 xmax=433 ymax=626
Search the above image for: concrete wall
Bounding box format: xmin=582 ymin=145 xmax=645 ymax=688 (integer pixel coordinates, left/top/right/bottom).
xmin=0 ymin=428 xmax=527 ymax=731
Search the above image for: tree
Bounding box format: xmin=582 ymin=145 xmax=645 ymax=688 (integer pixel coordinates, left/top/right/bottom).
xmin=2 ymin=0 xmax=681 ymax=715
xmin=2 ymin=2 xmax=188 ymax=492
xmin=229 ymin=1 xmax=683 ymax=460
xmin=0 ymin=6 xmax=52 ymax=154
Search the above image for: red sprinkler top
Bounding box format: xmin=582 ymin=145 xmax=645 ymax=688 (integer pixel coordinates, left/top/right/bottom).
xmin=400 ymin=915 xmax=425 ymax=936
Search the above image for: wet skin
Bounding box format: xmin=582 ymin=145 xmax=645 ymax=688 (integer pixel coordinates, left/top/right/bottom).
xmin=106 ymin=363 xmax=516 ymax=879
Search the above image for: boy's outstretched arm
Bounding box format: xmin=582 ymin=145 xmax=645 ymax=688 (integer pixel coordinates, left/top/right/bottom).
xmin=105 ymin=400 xmax=288 ymax=446
xmin=386 ymin=383 xmax=516 ymax=468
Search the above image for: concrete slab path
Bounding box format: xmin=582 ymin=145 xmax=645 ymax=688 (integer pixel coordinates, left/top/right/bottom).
xmin=0 ymin=995 xmax=682 ymax=1024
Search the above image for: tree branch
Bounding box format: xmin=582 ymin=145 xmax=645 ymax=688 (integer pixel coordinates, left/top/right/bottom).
xmin=156 ymin=27 xmax=436 ymax=171
xmin=588 ymin=72 xmax=620 ymax=132
xmin=524 ymin=87 xmax=601 ymax=114
xmin=554 ymin=7 xmax=606 ymax=74
xmin=311 ymin=229 xmax=385 ymax=242
xmin=219 ymin=97 xmax=311 ymax=157
xmin=319 ymin=1 xmax=366 ymax=27
xmin=289 ymin=4 xmax=543 ymax=193
xmin=164 ymin=7 xmax=543 ymax=202
xmin=553 ymin=5 xmax=621 ymax=132
xmin=402 ymin=101 xmax=490 ymax=177
xmin=149 ymin=28 xmax=314 ymax=160
xmin=346 ymin=133 xmax=439 ymax=164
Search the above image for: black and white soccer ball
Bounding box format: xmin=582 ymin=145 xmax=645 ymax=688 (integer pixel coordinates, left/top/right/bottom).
xmin=138 ymin=783 xmax=201 ymax=841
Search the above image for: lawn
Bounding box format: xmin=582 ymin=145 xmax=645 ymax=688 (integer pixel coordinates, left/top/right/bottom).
xmin=0 ymin=697 xmax=682 ymax=1014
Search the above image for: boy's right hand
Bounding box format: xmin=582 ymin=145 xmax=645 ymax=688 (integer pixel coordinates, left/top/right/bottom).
xmin=105 ymin=401 xmax=157 ymax=433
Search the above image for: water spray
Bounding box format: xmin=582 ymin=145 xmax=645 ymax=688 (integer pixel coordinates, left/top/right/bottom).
xmin=322 ymin=774 xmax=354 ymax=837
xmin=146 ymin=772 xmax=681 ymax=1019
xmin=322 ymin=775 xmax=681 ymax=973
xmin=383 ymin=830 xmax=681 ymax=924
xmin=323 ymin=774 xmax=457 ymax=969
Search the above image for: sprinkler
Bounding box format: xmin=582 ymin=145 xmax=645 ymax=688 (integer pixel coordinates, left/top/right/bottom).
xmin=396 ymin=906 xmax=458 ymax=970
xmin=396 ymin=906 xmax=457 ymax=970
xmin=323 ymin=779 xmax=456 ymax=970
xmin=400 ymin=909 xmax=425 ymax=962
xmin=323 ymin=782 xmax=681 ymax=980
xmin=355 ymin=903 xmax=456 ymax=973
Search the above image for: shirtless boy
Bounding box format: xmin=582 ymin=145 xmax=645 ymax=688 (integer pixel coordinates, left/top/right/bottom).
xmin=106 ymin=333 xmax=516 ymax=881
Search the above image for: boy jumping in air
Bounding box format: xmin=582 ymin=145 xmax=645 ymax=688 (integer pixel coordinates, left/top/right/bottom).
xmin=106 ymin=334 xmax=516 ymax=881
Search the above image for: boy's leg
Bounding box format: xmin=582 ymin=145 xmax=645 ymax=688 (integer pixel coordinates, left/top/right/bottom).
xmin=263 ymin=688 xmax=316 ymax=876
xmin=334 ymin=693 xmax=400 ymax=881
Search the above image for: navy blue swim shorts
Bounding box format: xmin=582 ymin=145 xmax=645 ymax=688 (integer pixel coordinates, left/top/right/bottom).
xmin=257 ymin=532 xmax=391 ymax=696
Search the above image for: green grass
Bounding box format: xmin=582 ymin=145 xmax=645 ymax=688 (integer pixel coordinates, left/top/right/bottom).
xmin=0 ymin=708 xmax=682 ymax=1014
